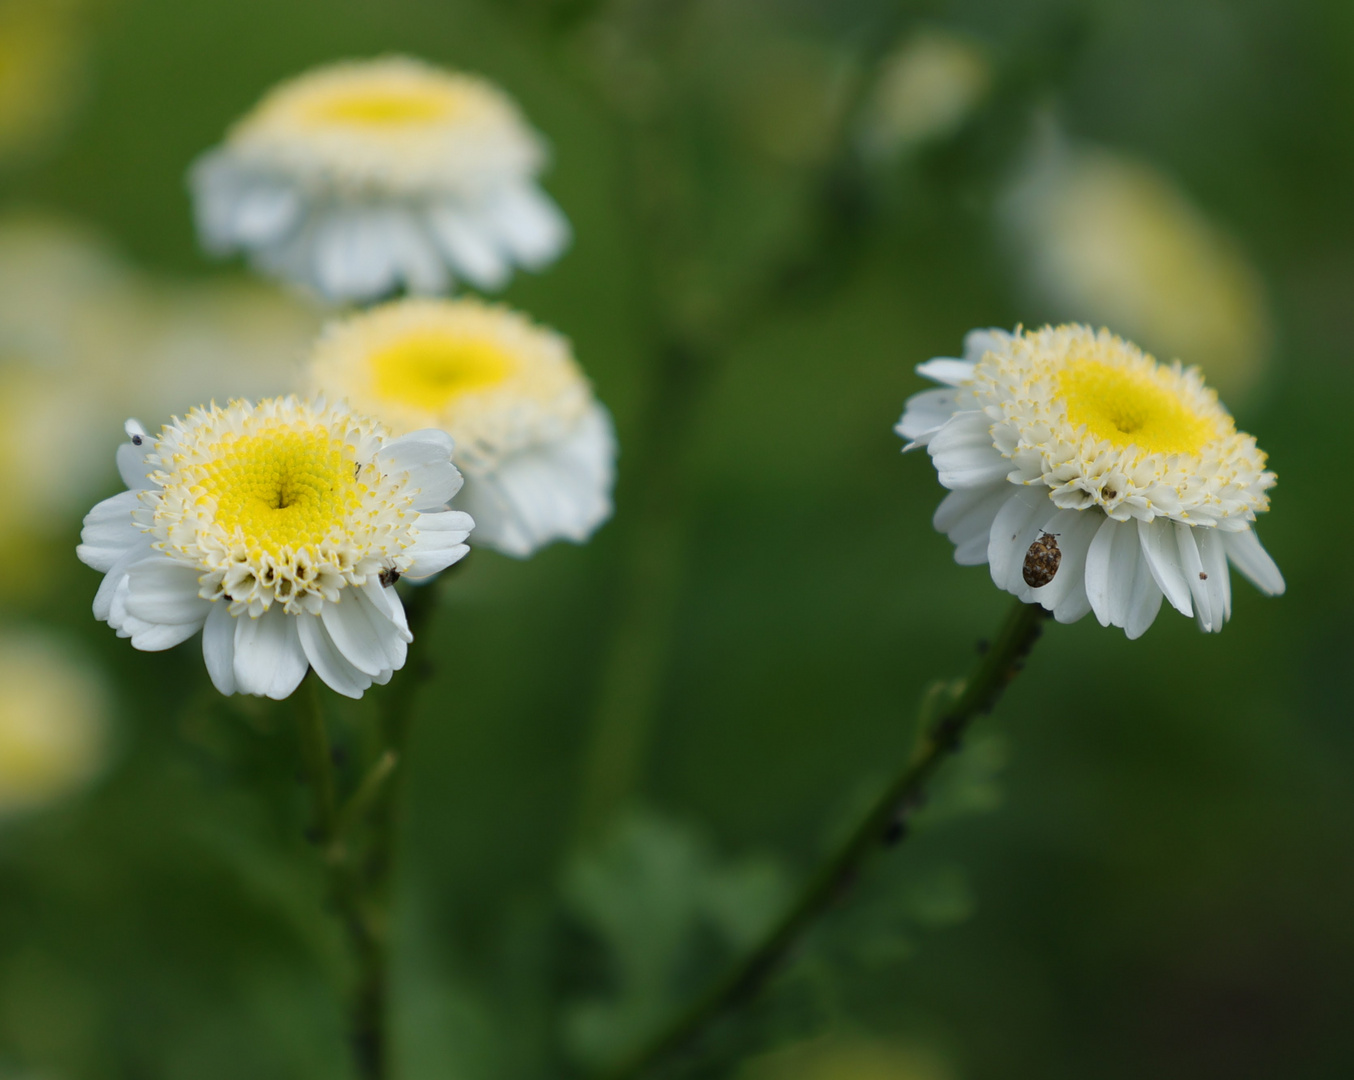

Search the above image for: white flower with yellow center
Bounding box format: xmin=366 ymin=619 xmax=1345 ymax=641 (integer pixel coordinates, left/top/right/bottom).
xmin=77 ymin=397 xmax=473 ymax=699
xmin=898 ymin=325 xmax=1283 ymax=637
xmin=190 ymin=55 xmax=569 ymax=303
xmin=307 ymin=298 xmax=614 ymax=558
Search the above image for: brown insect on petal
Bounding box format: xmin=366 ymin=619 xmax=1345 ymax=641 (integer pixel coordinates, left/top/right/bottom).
xmin=1022 ymin=531 xmax=1061 ymax=588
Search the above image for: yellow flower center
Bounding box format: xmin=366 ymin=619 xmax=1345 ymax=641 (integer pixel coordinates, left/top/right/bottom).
xmin=1056 ymin=359 xmax=1218 ymax=455
xmin=370 ymin=332 xmax=514 ymax=410
xmin=189 ymin=425 xmax=362 ymax=558
xmin=306 ymin=88 xmax=456 ymax=128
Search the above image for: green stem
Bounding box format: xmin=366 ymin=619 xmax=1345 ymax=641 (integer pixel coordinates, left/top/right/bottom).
xmin=299 ymin=675 xmax=385 ymax=1079
xmin=596 ymin=599 xmax=1050 ymax=1080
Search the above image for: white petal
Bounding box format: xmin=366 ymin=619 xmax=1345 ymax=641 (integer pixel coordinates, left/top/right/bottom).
xmin=320 ymin=594 xmax=392 ymax=678
xmin=233 ymin=182 xmax=303 ymax=246
xmin=233 ymin=607 xmax=309 ymax=700
xmin=129 ymin=620 xmax=204 ymax=652
xmin=933 ymin=483 xmax=1010 ymax=566
xmin=123 ymin=558 xmax=211 ymax=625
xmin=1124 ymin=553 xmax=1166 ymax=640
xmin=1086 ymin=516 xmax=1140 ymax=629
xmin=1028 ymin=508 xmax=1099 ymax=616
xmin=457 ymin=405 xmax=615 ymax=558
xmin=927 ymin=412 xmax=1009 ymax=489
xmin=987 ymin=486 xmax=1050 ymax=593
xmin=376 ymin=430 xmax=462 ymax=509
xmin=78 ymin=491 xmax=145 ymax=572
xmin=1223 ymin=526 xmax=1285 ymax=596
xmin=915 ymin=358 xmax=976 ymax=386
xmin=962 ymin=329 xmax=1010 ymax=364
xmin=91 ymin=537 xmax=153 ymax=620
xmin=1138 ymin=518 xmax=1193 ymax=617
xmin=1196 ymin=525 xmax=1232 ymax=624
xmin=376 ymin=205 xmax=449 ymax=295
xmin=896 ymin=387 xmax=962 ymax=449
xmin=1175 ymin=523 xmax=1221 ymax=633
xmin=426 ymin=204 xmax=510 ymax=290
xmin=117 ymin=424 xmax=156 ymax=490
xmin=404 ymin=510 xmax=474 ymax=578
xmin=313 ymin=207 xmax=400 ymax=302
xmin=202 ymin=602 xmax=237 ymax=696
xmin=480 ymin=184 xmax=571 ymax=268
xmin=297 ymin=614 xmax=371 ymax=699
xmin=361 ymin=578 xmax=411 ymax=643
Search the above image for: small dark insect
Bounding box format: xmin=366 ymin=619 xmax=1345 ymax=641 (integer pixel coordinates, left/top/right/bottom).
xmin=1199 ymin=572 xmax=1208 ymax=580
xmin=1022 ymin=531 xmax=1061 ymax=588
xmin=379 ymin=568 xmax=401 ymax=588
xmin=131 ymin=433 xmax=143 ymax=446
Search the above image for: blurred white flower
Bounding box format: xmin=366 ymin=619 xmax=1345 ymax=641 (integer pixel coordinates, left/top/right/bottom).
xmin=0 ymin=214 xmax=320 ymax=592
xmin=78 ymin=398 xmax=473 ymax=699
xmin=0 ymin=0 xmax=89 ymax=168
xmin=190 ymin=56 xmax=570 ymax=303
xmin=0 ymin=627 xmax=108 ymax=819
xmin=898 ymin=325 xmax=1282 ymax=638
xmin=307 ymin=297 xmax=615 ymax=558
xmin=1001 ymin=135 xmax=1272 ymax=400
xmin=860 ymin=29 xmax=990 ymax=157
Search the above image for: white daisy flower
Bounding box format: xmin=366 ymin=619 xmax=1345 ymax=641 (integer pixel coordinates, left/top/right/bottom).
xmin=77 ymin=397 xmax=473 ymax=699
xmin=898 ymin=325 xmax=1283 ymax=638
xmin=189 ymin=55 xmax=570 ymax=304
xmin=306 ymin=297 xmax=615 ymax=558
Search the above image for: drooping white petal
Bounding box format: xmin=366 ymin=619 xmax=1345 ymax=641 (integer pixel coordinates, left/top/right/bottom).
xmin=1124 ymin=549 xmax=1166 ymax=640
xmin=297 ymin=613 xmax=372 ymax=699
xmin=481 ymin=183 xmax=571 ymax=268
xmin=987 ymin=486 xmax=1051 ymax=593
xmin=233 ymin=607 xmax=309 ymax=700
xmin=128 ymin=620 xmax=206 ymax=652
xmin=361 ymin=578 xmax=411 ymax=643
xmin=320 ymin=595 xmax=393 ymax=678
xmin=1196 ymin=525 xmax=1232 ymax=623
xmin=1175 ymin=522 xmax=1220 ymax=633
xmin=202 ymin=603 xmax=237 ymax=696
xmin=457 ymin=404 xmax=615 ymax=557
xmin=1028 ymin=508 xmax=1100 ymax=615
xmin=933 ymin=483 xmax=1010 ymax=566
xmin=1138 ymin=517 xmax=1193 ymax=617
xmin=91 ymin=537 xmax=153 ymax=620
xmin=426 ymin=204 xmax=510 ymax=290
xmin=1223 ymin=526 xmax=1285 ymax=596
xmin=232 ymin=180 xmax=303 ymax=247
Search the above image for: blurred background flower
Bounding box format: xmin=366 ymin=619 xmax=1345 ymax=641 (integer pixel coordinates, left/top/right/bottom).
xmin=0 ymin=625 xmax=109 ymax=819
xmin=1000 ymin=127 xmax=1274 ymax=401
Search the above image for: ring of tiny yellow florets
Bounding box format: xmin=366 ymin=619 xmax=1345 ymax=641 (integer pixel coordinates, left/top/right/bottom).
xmin=131 ymin=401 xmax=420 ymax=617
xmin=967 ymin=326 xmax=1274 ymax=530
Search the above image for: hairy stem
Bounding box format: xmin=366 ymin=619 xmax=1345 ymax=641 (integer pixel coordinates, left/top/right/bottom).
xmin=597 ymin=599 xmax=1049 ymax=1080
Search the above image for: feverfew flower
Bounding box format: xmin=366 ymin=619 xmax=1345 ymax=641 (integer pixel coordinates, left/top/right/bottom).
xmin=190 ymin=56 xmax=570 ymax=303
xmin=898 ymin=325 xmax=1283 ymax=638
xmin=77 ymin=397 xmax=473 ymax=699
xmin=0 ymin=628 xmax=108 ymax=819
xmin=307 ymin=298 xmax=615 ymax=558
xmin=1001 ymin=137 xmax=1271 ymax=400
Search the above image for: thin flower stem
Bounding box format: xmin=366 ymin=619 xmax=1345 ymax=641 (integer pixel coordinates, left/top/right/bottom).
xmin=298 ymin=675 xmax=386 ymax=1079
xmin=595 ymin=599 xmax=1050 ymax=1080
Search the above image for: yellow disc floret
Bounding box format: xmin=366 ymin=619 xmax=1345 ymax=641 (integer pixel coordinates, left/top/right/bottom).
xmin=307 ymin=298 xmax=592 ymax=474
xmin=138 ymin=398 xmax=421 ymax=617
xmin=968 ymin=325 xmax=1273 ymax=526
xmin=1056 ymin=359 xmax=1224 ymax=455
xmin=304 ymin=88 xmax=458 ymax=128
xmin=370 ymin=333 xmax=515 ymax=411
xmin=187 ymin=425 xmax=363 ymax=559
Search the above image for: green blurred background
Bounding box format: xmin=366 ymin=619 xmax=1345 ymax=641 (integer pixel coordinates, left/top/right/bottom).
xmin=2 ymin=0 xmax=1352 ymax=1078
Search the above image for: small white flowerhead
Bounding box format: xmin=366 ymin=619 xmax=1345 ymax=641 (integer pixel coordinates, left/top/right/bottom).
xmin=190 ymin=55 xmax=570 ymax=303
xmin=898 ymin=325 xmax=1282 ymax=638
xmin=1001 ymin=137 xmax=1272 ymax=400
xmin=0 ymin=628 xmax=108 ymax=820
xmin=77 ymin=396 xmax=474 ymax=699
xmin=306 ymin=297 xmax=615 ymax=558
